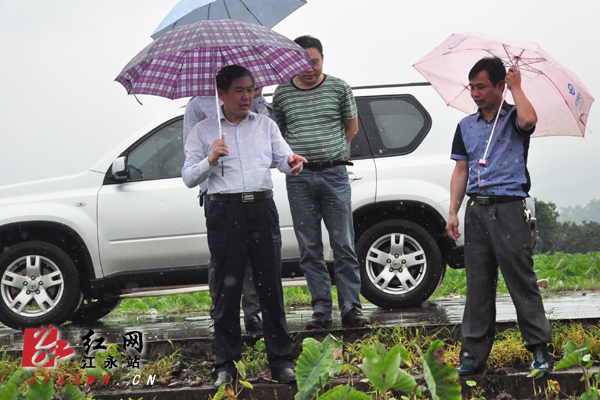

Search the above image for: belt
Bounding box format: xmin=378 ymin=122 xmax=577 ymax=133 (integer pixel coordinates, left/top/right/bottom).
xmin=303 ymin=160 xmax=354 ymax=171
xmin=208 ymin=190 xmax=273 ymax=203
xmin=469 ymin=195 xmax=524 ymax=206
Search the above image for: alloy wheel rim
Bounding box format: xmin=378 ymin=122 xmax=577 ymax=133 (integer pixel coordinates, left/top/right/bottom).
xmin=1 ymin=254 xmax=65 ymax=317
xmin=365 ymin=233 xmax=427 ymax=295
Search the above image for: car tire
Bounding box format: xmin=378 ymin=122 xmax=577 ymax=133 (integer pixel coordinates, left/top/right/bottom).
xmin=0 ymin=241 xmax=81 ymax=330
xmin=71 ymin=296 xmax=122 ymax=324
xmin=356 ymin=219 xmax=444 ymax=308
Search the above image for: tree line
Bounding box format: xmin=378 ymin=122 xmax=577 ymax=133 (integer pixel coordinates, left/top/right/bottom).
xmin=534 ymin=198 xmax=600 ymax=254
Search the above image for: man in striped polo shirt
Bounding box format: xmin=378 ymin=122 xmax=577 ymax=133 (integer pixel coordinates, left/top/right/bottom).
xmin=446 ymin=57 xmax=552 ymax=376
xmin=273 ymin=35 xmax=370 ymax=329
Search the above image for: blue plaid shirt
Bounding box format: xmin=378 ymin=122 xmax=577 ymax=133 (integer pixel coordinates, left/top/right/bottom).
xmin=451 ymin=103 xmax=534 ymax=197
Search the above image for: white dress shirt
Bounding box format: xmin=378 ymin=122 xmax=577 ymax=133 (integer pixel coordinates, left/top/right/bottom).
xmin=182 ymin=110 xmax=294 ymax=194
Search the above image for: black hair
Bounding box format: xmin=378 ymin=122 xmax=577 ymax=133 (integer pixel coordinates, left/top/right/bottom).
xmin=216 ymin=65 xmax=255 ymax=91
xmin=294 ymin=35 xmax=323 ymax=54
xmin=468 ymin=57 xmax=506 ymax=86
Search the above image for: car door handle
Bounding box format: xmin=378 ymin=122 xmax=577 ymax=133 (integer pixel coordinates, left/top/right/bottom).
xmin=348 ymin=171 xmax=363 ymax=181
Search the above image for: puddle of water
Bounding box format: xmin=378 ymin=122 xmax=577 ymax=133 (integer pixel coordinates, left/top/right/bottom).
xmin=1 ymin=292 xmax=598 ymax=353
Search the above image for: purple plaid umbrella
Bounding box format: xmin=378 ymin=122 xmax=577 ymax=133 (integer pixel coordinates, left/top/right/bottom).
xmin=115 ymin=19 xmax=312 ymax=100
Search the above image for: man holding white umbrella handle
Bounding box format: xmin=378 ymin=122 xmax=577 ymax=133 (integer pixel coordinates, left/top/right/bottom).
xmin=182 ymin=65 xmax=306 ymax=387
xmin=446 ymin=57 xmax=552 ymax=376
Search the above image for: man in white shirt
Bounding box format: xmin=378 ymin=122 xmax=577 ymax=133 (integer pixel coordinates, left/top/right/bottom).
xmin=182 ymin=65 xmax=306 ymax=388
xmin=183 ymin=89 xmax=275 ymax=335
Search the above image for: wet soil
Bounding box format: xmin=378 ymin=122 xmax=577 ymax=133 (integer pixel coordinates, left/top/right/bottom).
xmin=1 ymin=291 xmax=599 ymax=399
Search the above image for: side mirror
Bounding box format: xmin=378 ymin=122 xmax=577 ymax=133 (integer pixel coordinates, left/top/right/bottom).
xmin=110 ymin=157 xmax=128 ymax=181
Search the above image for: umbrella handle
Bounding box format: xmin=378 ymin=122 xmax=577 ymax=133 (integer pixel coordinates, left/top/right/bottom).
xmin=215 ymin=78 xmax=224 ymax=176
xmin=479 ymin=86 xmax=509 ymax=166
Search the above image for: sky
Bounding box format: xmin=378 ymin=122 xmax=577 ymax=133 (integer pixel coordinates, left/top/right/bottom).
xmin=0 ymin=0 xmax=598 ymax=208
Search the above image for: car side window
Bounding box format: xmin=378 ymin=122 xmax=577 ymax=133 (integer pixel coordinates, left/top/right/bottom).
xmin=127 ymin=118 xmax=184 ymax=181
xmin=356 ymin=95 xmax=432 ymax=157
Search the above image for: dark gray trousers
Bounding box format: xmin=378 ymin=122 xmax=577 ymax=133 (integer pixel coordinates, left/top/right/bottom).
xmin=460 ymin=200 xmax=552 ymax=370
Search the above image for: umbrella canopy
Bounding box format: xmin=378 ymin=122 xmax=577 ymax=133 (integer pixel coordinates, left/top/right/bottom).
xmin=151 ymin=0 xmax=307 ymax=40
xmin=413 ymin=32 xmax=593 ymax=138
xmin=115 ymin=19 xmax=313 ymax=100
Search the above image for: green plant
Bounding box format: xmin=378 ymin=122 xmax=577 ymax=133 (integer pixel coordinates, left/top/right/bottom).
xmin=316 ymin=384 xmax=370 ymax=400
xmin=212 ymin=361 xmax=253 ymax=400
xmin=295 ymin=334 xmax=344 ymax=400
xmin=0 ymin=367 xmax=90 ymax=400
xmin=416 ymin=340 xmax=461 ymax=400
xmin=240 ymin=339 xmax=268 ymax=375
xmin=554 ymin=339 xmax=599 ymax=399
xmin=360 ymin=342 xmax=417 ymax=400
xmin=465 ymin=380 xmax=485 ymax=400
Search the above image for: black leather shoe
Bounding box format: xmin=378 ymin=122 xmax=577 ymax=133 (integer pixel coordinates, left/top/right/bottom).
xmin=271 ymin=367 xmax=296 ymax=384
xmin=214 ymin=371 xmax=233 ymax=388
xmin=342 ymin=309 xmax=370 ymax=328
xmin=306 ymin=312 xmax=332 ymax=329
xmin=208 ymin=319 xmax=215 ymax=336
xmin=245 ymin=314 xmax=263 ymax=333
xmin=530 ymin=344 xmax=551 ymax=373
xmin=456 ymin=365 xmax=476 ymax=376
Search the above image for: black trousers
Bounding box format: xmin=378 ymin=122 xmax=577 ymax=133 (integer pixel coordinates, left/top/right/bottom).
xmin=460 ymin=200 xmax=552 ymax=370
xmin=208 ymin=259 xmax=260 ymax=323
xmin=206 ymin=197 xmax=293 ymax=374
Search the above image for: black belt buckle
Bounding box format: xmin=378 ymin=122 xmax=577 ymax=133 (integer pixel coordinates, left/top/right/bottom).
xmin=477 ymin=196 xmax=490 ymax=205
xmin=241 ymin=193 xmax=255 ymax=202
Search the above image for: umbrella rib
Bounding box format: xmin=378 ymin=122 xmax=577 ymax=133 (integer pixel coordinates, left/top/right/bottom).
xmin=238 ymin=0 xmax=263 ymax=25
xmin=223 ymin=0 xmax=232 ymax=19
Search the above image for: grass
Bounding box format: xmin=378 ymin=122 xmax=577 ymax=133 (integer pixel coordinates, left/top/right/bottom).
xmin=110 ymin=252 xmax=600 ymax=316
xmin=434 ymin=251 xmax=600 ymax=299
xmin=114 ymin=285 xmax=330 ymax=316
xmin=2 ymin=321 xmax=599 ymax=392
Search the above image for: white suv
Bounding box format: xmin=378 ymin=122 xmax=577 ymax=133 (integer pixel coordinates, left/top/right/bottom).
xmin=0 ymin=83 xmax=536 ymax=330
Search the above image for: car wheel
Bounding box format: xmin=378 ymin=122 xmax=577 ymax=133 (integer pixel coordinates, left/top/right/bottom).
xmin=356 ymin=219 xmax=444 ymax=308
xmin=0 ymin=241 xmax=80 ymax=329
xmin=71 ymin=296 xmax=122 ymax=324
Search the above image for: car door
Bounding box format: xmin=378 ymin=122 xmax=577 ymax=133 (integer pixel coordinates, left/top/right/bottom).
xmin=96 ymin=117 xmax=209 ymax=277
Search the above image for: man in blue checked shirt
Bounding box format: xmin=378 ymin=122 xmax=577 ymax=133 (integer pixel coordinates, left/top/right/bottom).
xmin=182 ymin=65 xmax=306 ymax=388
xmin=446 ymin=57 xmax=552 ymax=377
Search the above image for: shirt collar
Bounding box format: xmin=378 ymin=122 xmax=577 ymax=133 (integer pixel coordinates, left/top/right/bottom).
xmin=476 ymin=102 xmax=511 ymax=121
xmin=219 ymin=108 xmax=257 ymax=125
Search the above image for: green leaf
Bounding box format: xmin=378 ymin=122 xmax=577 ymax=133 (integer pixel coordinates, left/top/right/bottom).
xmin=234 ymin=360 xmax=246 ymax=380
xmin=466 ymin=381 xmax=477 ymax=387
xmin=360 ymin=344 xmax=417 ymax=395
xmin=22 ymin=378 xmax=55 ymax=400
xmin=390 ymin=369 xmax=419 ymax=396
xmin=317 ymin=384 xmax=370 ymax=400
xmin=254 ymin=338 xmax=266 ymax=352
xmin=581 ymin=388 xmax=600 ymax=400
xmin=527 ymin=369 xmax=545 ymax=379
xmin=360 ymin=346 xmax=385 ymax=392
xmin=60 ymin=384 xmax=87 ymax=400
xmin=417 ymin=340 xmax=461 ymax=400
xmin=0 ymin=368 xmax=35 ymax=400
xmin=240 ymin=380 xmax=254 ymax=390
xmin=555 ymin=340 xmax=591 ymax=370
xmin=295 ymin=334 xmax=343 ymax=400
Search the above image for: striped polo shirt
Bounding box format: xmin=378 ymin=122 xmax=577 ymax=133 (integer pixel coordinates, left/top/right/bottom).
xmin=451 ymin=103 xmax=535 ymax=197
xmin=273 ymin=75 xmax=357 ymax=161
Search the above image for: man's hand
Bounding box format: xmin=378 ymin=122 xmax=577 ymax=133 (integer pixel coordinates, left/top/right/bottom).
xmin=505 ymin=66 xmax=522 ymax=91
xmin=505 ymin=66 xmax=537 ymax=131
xmin=446 ymin=213 xmax=461 ymax=242
xmin=208 ymin=136 xmax=228 ymax=166
xmin=288 ymin=154 xmax=307 ymax=175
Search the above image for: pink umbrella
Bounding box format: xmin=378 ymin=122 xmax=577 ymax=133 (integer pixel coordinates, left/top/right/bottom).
xmin=413 ymin=32 xmax=593 ymax=139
